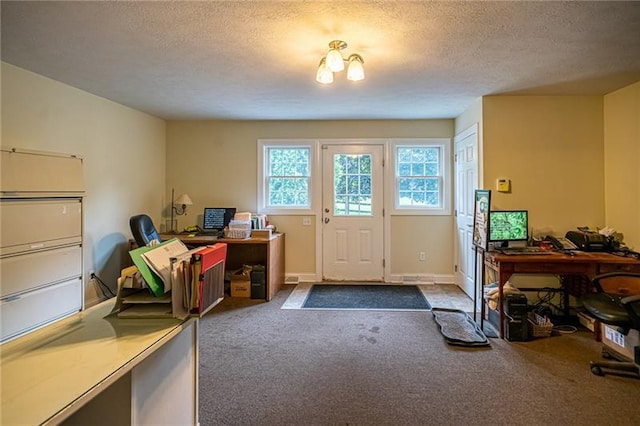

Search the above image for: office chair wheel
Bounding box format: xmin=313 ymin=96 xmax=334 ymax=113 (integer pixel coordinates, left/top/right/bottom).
xmin=590 ymin=364 xmax=604 ymax=376
xmin=602 ymin=350 xmax=614 ymax=360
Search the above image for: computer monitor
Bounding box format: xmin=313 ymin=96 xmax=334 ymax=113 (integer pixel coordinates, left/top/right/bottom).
xmin=488 ymin=210 xmax=528 ymax=244
xmin=202 ymin=207 xmax=236 ymax=233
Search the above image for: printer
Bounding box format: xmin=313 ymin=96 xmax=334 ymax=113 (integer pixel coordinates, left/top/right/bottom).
xmin=565 ymin=230 xmax=610 ymax=252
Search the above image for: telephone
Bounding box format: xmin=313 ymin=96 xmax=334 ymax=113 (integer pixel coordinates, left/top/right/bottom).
xmin=545 ymin=235 xmax=578 ymax=251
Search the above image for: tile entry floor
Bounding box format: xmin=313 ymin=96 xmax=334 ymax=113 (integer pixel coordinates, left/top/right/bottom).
xmin=282 ymin=283 xmax=474 ymax=312
xmin=420 ymin=284 xmax=475 ymax=312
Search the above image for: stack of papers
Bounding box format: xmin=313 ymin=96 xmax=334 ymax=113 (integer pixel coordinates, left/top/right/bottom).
xmin=140 ymin=239 xmax=190 ymax=291
xmin=123 ymin=239 xmax=227 ymax=318
xmin=129 ymin=238 xmax=189 ymax=296
xmin=228 ymin=219 xmax=251 ymax=230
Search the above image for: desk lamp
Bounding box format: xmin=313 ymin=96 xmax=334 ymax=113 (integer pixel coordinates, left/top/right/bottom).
xmin=169 ymin=188 xmax=193 ymax=233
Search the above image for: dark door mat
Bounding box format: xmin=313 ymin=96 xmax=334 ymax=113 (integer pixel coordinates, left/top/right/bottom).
xmin=303 ymin=284 xmax=430 ymax=310
xmin=432 ymin=308 xmax=490 ymax=347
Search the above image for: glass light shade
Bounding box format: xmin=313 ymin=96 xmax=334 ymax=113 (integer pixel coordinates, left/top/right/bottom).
xmin=316 ymin=60 xmax=334 ymax=84
xmin=174 ymin=193 xmax=193 ymax=206
xmin=326 ymin=48 xmax=345 ymax=72
xmin=347 ymin=57 xmax=365 ymax=81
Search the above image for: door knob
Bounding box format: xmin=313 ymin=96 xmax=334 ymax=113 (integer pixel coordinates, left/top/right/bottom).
xmin=324 ymin=217 xmax=330 ymax=224
xmin=324 ymin=208 xmax=330 ymax=213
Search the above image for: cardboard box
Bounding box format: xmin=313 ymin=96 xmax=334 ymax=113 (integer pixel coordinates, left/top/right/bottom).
xmin=601 ymin=324 xmax=640 ymax=361
xmin=578 ymin=311 xmax=600 ymax=340
xmin=230 ymin=275 xmax=250 ymax=297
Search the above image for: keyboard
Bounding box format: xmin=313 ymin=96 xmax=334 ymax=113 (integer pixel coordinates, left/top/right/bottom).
xmin=498 ymin=247 xmax=551 ymax=255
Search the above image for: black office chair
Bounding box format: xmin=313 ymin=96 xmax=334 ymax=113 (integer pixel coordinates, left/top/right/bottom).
xmin=129 ymin=214 xmax=162 ymax=247
xmin=581 ymin=272 xmax=640 ymax=378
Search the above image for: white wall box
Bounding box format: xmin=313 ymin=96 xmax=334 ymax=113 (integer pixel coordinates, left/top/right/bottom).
xmin=1 ymin=147 xmax=85 ymax=343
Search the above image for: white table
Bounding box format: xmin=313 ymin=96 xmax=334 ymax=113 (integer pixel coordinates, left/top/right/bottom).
xmin=1 ymin=299 xmax=198 ymax=425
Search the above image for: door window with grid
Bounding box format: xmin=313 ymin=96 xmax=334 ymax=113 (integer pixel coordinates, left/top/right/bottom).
xmin=333 ymin=153 xmax=372 ymax=216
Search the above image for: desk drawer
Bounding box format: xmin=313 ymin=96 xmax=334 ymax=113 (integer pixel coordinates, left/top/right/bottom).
xmin=598 ymin=263 xmax=640 ymax=274
xmin=1 ymin=199 xmax=82 ymax=256
xmin=1 ymin=278 xmax=82 ymax=343
xmin=1 ymin=246 xmax=82 ymax=298
xmin=511 ymin=263 xmax=591 ymax=275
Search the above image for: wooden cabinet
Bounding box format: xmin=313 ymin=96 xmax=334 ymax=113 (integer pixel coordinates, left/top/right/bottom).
xmin=1 ymin=147 xmax=84 ymax=343
xmin=160 ymin=233 xmax=286 ymax=301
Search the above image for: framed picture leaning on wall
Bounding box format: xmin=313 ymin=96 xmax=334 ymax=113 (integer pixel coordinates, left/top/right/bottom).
xmin=472 ymin=189 xmax=491 ymax=250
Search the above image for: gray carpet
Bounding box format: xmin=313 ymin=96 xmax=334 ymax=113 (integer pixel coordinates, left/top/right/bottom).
xmin=303 ymin=284 xmax=431 ymax=310
xmin=198 ymin=285 xmax=640 ymax=426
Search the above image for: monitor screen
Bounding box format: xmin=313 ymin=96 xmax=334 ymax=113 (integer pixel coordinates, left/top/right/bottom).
xmin=203 ymin=207 xmax=236 ymax=231
xmin=488 ymin=210 xmax=528 ymax=242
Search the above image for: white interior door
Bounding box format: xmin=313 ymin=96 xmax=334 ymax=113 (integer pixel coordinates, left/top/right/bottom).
xmin=322 ymin=145 xmax=384 ymax=281
xmin=454 ymin=125 xmax=479 ymax=300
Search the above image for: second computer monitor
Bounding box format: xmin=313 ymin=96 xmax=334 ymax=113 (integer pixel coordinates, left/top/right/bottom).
xmin=488 ymin=210 xmax=528 ymax=243
xmin=203 ymin=207 xmax=236 ymax=232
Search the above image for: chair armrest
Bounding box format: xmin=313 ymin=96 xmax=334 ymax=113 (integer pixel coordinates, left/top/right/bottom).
xmin=592 ymin=272 xmax=640 ymax=293
xmin=620 ymin=294 xmax=640 ymax=305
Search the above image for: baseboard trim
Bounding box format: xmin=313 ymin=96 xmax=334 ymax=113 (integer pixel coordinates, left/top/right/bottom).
xmin=286 ymin=273 xmax=456 ymax=285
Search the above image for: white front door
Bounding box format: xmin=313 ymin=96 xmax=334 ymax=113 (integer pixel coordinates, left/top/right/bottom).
xmin=454 ymin=125 xmax=479 ymax=300
xmin=321 ymin=145 xmax=384 ymax=281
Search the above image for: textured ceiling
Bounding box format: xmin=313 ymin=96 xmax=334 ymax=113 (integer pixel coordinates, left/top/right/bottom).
xmin=2 ymin=1 xmax=640 ymax=120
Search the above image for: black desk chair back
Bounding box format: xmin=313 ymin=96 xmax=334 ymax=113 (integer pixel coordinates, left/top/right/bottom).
xmin=130 ymin=214 xmax=161 ymax=247
xmin=582 ymin=272 xmax=640 ymax=378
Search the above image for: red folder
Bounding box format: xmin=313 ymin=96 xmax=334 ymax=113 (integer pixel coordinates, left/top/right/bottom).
xmin=191 ymin=243 xmax=227 ymax=315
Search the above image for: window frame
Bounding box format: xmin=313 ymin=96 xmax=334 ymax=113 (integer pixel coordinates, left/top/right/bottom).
xmin=387 ymin=139 xmax=451 ymax=216
xmin=258 ymin=138 xmax=451 ymax=217
xmin=257 ymin=139 xmax=319 ymax=215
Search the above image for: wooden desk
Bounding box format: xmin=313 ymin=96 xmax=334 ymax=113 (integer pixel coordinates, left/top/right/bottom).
xmin=1 ymin=299 xmax=198 ymax=425
xmin=160 ymin=233 xmax=285 ymax=301
xmin=484 ymin=251 xmax=640 ymax=338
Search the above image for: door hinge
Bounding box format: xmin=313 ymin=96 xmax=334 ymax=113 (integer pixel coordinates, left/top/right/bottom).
xmin=382 ymin=208 xmax=385 ymax=217
xmin=382 ymin=158 xmax=384 ymax=167
xmin=382 ymin=259 xmax=385 ymax=268
xmin=454 ymin=209 xmax=457 ymax=217
xmin=454 ymin=264 xmax=458 ymax=272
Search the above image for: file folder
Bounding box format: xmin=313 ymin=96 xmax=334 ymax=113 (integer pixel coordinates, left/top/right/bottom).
xmin=191 ymin=243 xmax=227 ymax=316
xmin=119 ymin=243 xmax=227 ymax=319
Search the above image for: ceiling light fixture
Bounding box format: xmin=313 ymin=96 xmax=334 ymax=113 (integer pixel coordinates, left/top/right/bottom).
xmin=316 ymin=40 xmax=365 ymax=84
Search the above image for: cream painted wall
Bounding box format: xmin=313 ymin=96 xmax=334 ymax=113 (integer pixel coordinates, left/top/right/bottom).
xmin=166 ymin=120 xmax=455 ymax=279
xmin=390 ymin=216 xmax=453 ymax=275
xmin=1 ymin=63 xmax=166 ymax=307
xmin=604 ymin=81 xmax=640 ymax=250
xmin=482 ymin=95 xmax=604 ymax=237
